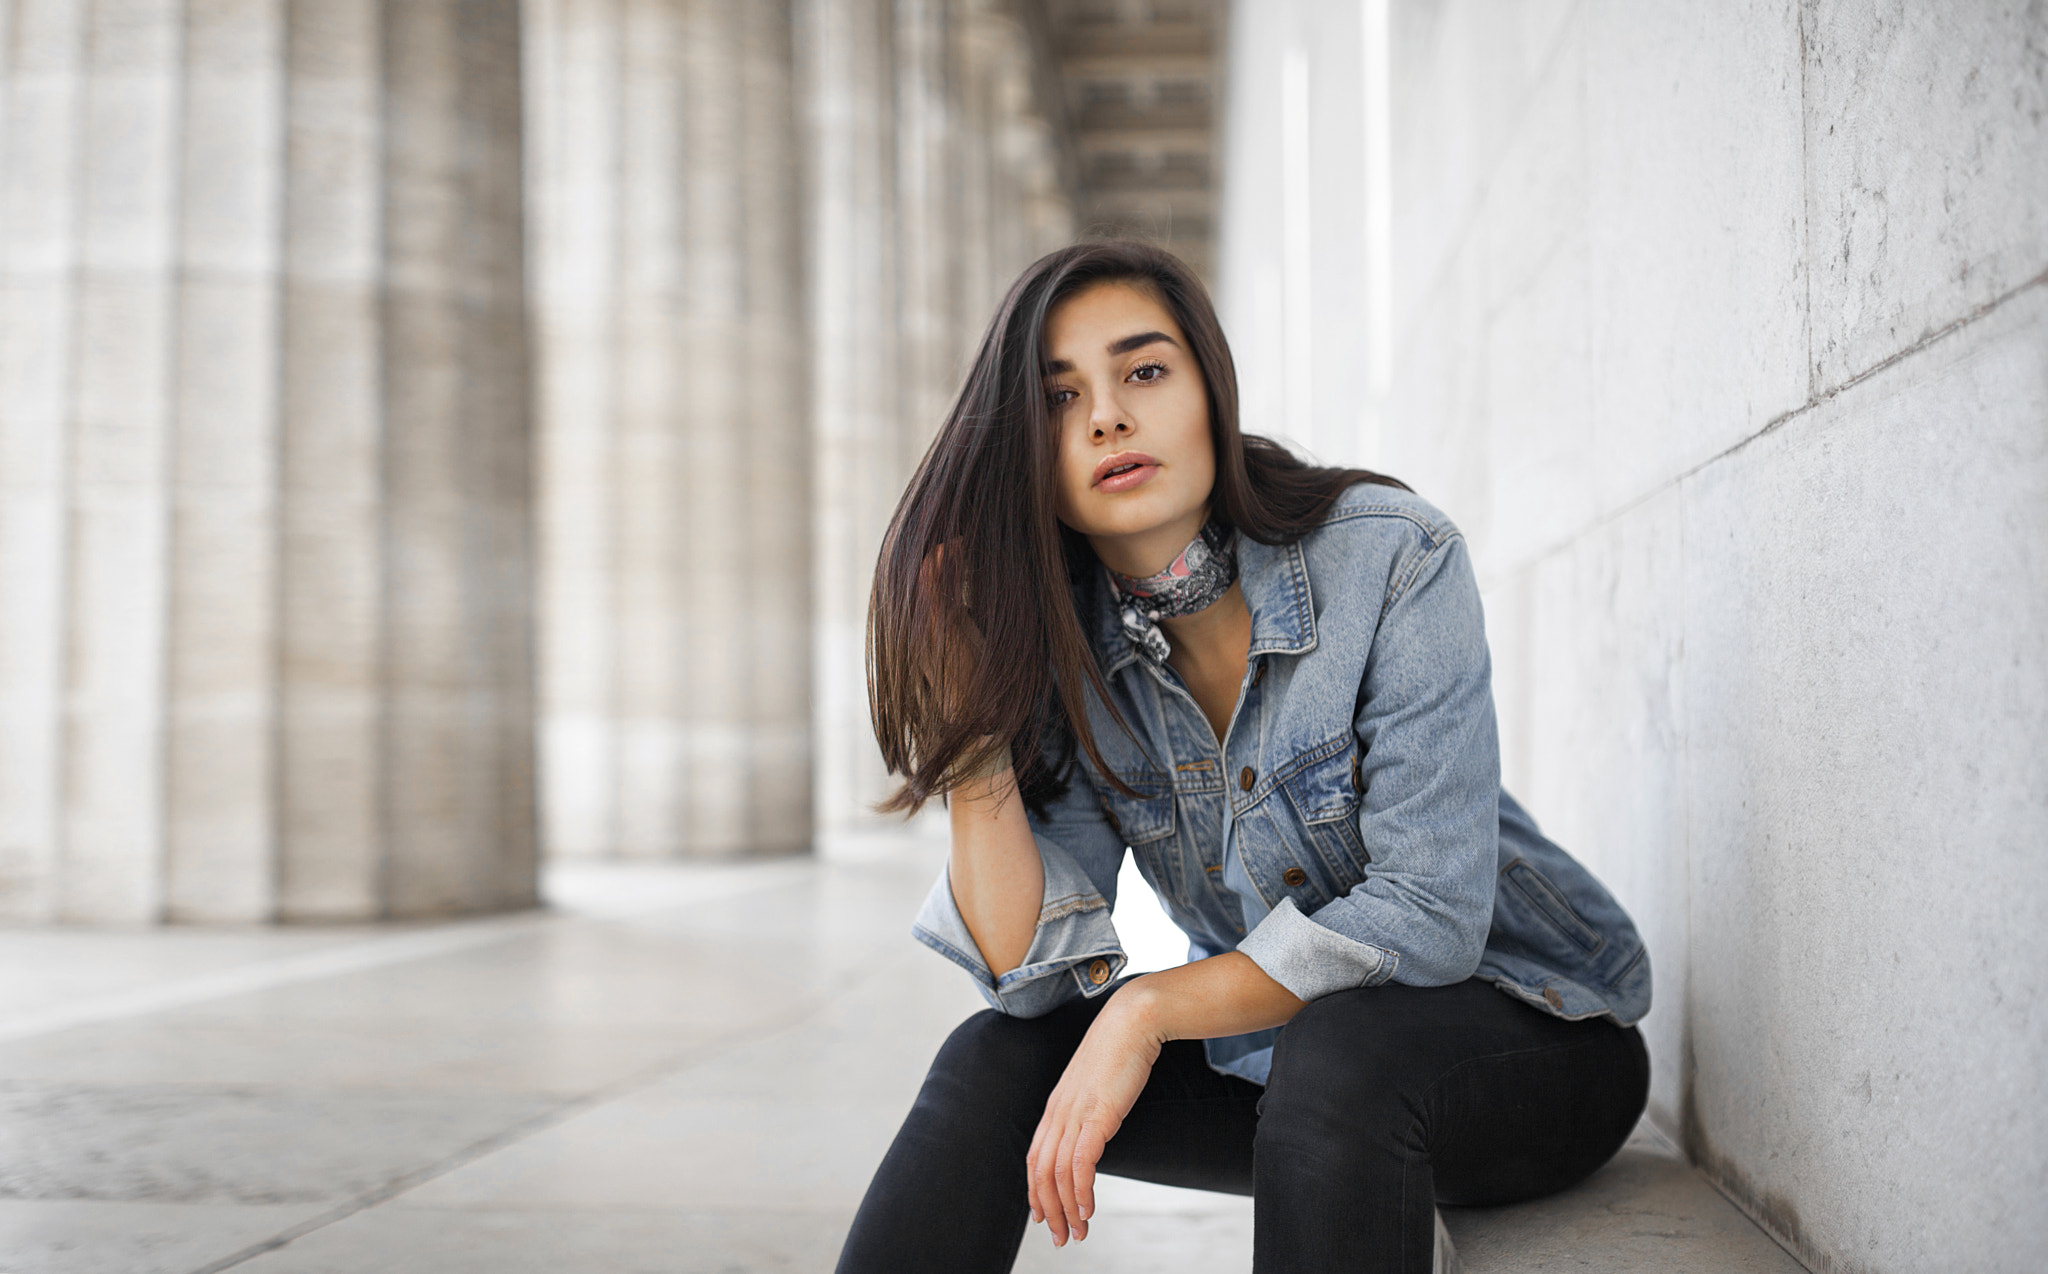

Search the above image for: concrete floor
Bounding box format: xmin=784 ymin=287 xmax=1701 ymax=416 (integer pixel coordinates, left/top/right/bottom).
xmin=0 ymin=837 xmax=1801 ymax=1273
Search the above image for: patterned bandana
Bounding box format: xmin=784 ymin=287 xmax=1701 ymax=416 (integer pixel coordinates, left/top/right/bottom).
xmin=1107 ymin=520 xmax=1239 ymax=662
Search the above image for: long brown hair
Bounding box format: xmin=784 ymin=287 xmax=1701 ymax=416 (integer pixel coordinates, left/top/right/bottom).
xmin=867 ymin=240 xmax=1408 ymax=815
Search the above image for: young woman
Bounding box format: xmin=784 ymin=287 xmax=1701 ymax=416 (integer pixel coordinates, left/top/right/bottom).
xmin=838 ymin=241 xmax=1651 ymax=1274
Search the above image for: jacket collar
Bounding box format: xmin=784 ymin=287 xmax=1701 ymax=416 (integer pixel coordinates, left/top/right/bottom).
xmin=1080 ymin=533 xmax=1319 ymax=677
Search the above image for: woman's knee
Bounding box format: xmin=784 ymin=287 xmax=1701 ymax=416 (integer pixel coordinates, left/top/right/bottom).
xmin=1261 ymin=989 xmax=1431 ymax=1136
xmin=919 ymin=1007 xmax=1078 ymax=1125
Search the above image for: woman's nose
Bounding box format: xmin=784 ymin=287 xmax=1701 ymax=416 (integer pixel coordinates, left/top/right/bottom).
xmin=1090 ymin=418 xmax=1132 ymax=441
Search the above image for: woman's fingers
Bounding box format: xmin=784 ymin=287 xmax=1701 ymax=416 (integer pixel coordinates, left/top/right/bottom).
xmin=1073 ymin=1122 xmax=1108 ymax=1229
xmin=1027 ymin=1096 xmax=1126 ymax=1244
xmin=1029 ymin=1109 xmax=1070 ymax=1243
xmin=1039 ymin=1152 xmax=1069 ymax=1244
xmin=1024 ymin=1116 xmax=1048 ymax=1224
xmin=1053 ymin=1119 xmax=1085 ymax=1242
xmin=1019 ymin=992 xmax=1165 ymax=1248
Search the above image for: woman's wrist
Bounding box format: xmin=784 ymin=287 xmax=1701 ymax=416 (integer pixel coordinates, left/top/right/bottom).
xmin=1106 ymin=976 xmax=1173 ymax=1045
xmin=1106 ymin=953 xmax=1308 ymax=1045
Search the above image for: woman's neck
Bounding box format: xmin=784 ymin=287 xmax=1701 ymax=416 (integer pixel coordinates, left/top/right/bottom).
xmin=1159 ymin=582 xmax=1251 ymax=671
xmin=1087 ymin=508 xmax=1208 ymax=578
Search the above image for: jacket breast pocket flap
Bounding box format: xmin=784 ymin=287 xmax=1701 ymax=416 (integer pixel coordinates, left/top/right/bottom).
xmin=1281 ymin=742 xmax=1364 ymax=825
xmin=1094 ymin=778 xmax=1175 ymax=846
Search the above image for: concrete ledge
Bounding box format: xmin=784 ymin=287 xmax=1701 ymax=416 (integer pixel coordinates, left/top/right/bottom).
xmin=1442 ymin=1122 xmax=1806 ymax=1273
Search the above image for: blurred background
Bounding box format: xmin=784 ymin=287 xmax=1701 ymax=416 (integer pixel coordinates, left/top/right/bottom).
xmin=0 ymin=2 xmax=2043 ymax=1271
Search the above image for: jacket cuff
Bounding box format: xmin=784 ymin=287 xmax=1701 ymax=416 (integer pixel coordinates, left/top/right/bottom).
xmin=910 ymin=836 xmax=1127 ymax=1018
xmin=1237 ymin=897 xmax=1397 ymax=1001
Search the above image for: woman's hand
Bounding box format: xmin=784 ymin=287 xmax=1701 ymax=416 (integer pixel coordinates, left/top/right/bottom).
xmin=1026 ymin=985 xmax=1165 ymax=1246
xmin=1023 ymin=954 xmax=1308 ymax=1244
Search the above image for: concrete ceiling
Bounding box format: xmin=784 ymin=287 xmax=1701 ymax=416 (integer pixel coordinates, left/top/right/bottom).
xmin=1038 ymin=0 xmax=1225 ymax=281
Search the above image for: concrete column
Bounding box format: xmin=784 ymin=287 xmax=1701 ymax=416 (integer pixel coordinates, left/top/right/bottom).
xmin=378 ymin=0 xmax=536 ymax=914
xmin=892 ymin=0 xmax=958 ymax=475
xmin=800 ymin=0 xmax=900 ymax=833
xmin=733 ymin=0 xmax=812 ymax=853
xmin=796 ymin=0 xmax=1073 ymax=837
xmin=950 ymin=1 xmax=998 ymax=340
xmin=526 ymin=0 xmax=809 ymax=858
xmin=525 ymin=0 xmax=1068 ymax=849
xmin=0 ymin=0 xmax=537 ymax=923
xmin=0 ymin=0 xmax=85 ymax=919
xmin=277 ymin=0 xmax=395 ymax=920
xmin=167 ymin=0 xmax=287 ymax=921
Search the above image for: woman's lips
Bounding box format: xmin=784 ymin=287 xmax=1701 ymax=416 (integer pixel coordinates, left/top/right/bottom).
xmin=1094 ymin=462 xmax=1158 ymax=493
xmin=1092 ymin=452 xmax=1160 ymax=491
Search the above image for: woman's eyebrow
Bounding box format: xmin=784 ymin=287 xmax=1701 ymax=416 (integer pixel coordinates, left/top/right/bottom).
xmin=1108 ymin=330 xmax=1178 ymax=356
xmin=1043 ymin=330 xmax=1181 ymax=375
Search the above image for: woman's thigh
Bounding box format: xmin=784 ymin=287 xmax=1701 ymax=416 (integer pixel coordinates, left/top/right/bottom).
xmin=1260 ymin=978 xmax=1649 ymax=1206
xmin=903 ymin=987 xmax=1263 ymax=1186
xmin=1100 ymin=1033 xmax=1264 ymax=1195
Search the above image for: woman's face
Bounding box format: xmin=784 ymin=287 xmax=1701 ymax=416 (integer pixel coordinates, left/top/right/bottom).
xmin=1043 ymin=281 xmax=1216 ymax=577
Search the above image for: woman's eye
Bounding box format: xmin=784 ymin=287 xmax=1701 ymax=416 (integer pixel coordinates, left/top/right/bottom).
xmin=1129 ymin=362 xmax=1166 ymax=383
xmin=1048 ymin=387 xmax=1077 ymax=408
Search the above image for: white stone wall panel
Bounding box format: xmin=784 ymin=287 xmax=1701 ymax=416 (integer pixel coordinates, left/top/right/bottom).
xmin=1803 ymin=0 xmax=2048 ymax=390
xmin=1221 ymin=3 xmax=2048 ymax=1266
xmin=1679 ymin=287 xmax=2047 ymax=1271
xmin=1515 ymin=487 xmax=1691 ymax=1134
xmin=1583 ymin=0 xmax=1808 ymax=507
xmin=1385 ymin=0 xmax=1577 ymax=339
xmin=1379 ymin=245 xmax=1489 ymax=545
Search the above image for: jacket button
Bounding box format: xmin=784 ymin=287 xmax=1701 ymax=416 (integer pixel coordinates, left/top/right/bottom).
xmin=1351 ymin=753 xmax=1364 ymax=793
xmin=1239 ymin=766 xmax=1255 ymax=791
xmin=1542 ymin=987 xmax=1563 ymax=1009
xmin=1087 ymin=959 xmax=1111 ymax=986
xmin=1282 ymin=866 xmax=1308 ymax=888
xmin=1252 ymin=661 xmax=1266 ymax=685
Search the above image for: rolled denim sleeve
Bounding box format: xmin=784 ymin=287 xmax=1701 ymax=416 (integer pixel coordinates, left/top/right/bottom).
xmin=1237 ymin=530 xmax=1499 ymax=1001
xmin=910 ymin=766 xmax=1130 ymax=1018
xmin=1237 ymin=896 xmax=1394 ymax=1000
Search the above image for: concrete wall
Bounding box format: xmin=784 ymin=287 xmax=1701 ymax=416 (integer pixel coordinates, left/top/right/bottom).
xmin=0 ymin=0 xmax=539 ymax=923
xmin=1217 ymin=2 xmax=2047 ymax=1269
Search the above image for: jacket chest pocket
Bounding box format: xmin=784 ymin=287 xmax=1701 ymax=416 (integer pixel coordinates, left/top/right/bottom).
xmin=1095 ymin=776 xmax=1175 ymax=846
xmin=1094 ymin=779 xmax=1183 ymax=909
xmin=1279 ymin=742 xmax=1372 ymax=886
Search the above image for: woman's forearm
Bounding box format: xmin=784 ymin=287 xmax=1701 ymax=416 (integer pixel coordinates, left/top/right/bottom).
xmin=1114 ymin=950 xmax=1308 ymax=1042
xmin=947 ymin=761 xmax=1044 ymax=977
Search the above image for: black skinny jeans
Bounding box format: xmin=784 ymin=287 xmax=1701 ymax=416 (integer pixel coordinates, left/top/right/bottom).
xmin=837 ymin=978 xmax=1648 ymax=1274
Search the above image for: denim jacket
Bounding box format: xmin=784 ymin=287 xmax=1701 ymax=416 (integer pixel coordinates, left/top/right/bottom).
xmin=912 ymin=482 xmax=1651 ymax=1084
